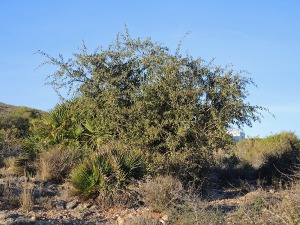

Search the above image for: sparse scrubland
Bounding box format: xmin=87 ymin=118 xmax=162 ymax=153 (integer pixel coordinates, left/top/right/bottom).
xmin=1 ymin=31 xmax=300 ymax=224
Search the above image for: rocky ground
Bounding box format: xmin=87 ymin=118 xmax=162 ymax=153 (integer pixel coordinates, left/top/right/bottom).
xmin=0 ymin=205 xmax=167 ymax=225
xmin=0 ymin=166 xmax=296 ymax=225
xmin=0 ymin=184 xmax=265 ymax=225
xmin=0 ymin=167 xmax=169 ymax=225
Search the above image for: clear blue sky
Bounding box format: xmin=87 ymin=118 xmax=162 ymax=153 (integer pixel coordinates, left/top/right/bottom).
xmin=1 ymin=1 xmax=300 ymax=137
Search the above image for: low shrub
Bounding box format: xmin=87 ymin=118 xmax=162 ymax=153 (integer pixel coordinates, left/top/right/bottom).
xmin=137 ymin=175 xmax=183 ymax=212
xmin=71 ymin=157 xmax=106 ymax=197
xmin=234 ymin=132 xmax=300 ymax=182
xmin=137 ymin=175 xmax=225 ymax=224
xmin=0 ymin=128 xmax=23 ymax=167
xmin=170 ymin=197 xmax=225 ymax=225
xmin=149 ymin=149 xmax=210 ymax=190
xmin=37 ymin=146 xmax=78 ymax=183
xmin=95 ymin=188 xmax=140 ymax=210
xmin=0 ymin=175 xmax=21 ymax=210
xmin=71 ymin=143 xmax=147 ymax=197
xmin=121 ymin=216 xmax=158 ymax=225
xmin=20 ymin=174 xmax=33 ymax=212
xmin=235 ymin=132 xmax=299 ymax=169
xmin=112 ymin=147 xmax=147 ymax=182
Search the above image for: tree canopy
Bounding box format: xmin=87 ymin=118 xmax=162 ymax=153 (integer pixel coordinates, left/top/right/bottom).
xmin=36 ymin=30 xmax=266 ymax=183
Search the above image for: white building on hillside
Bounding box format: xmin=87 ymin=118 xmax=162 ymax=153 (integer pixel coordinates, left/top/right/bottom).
xmin=228 ymin=130 xmax=245 ymax=142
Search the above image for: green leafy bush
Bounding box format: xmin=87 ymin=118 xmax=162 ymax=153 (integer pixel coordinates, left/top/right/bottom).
xmin=112 ymin=148 xmax=146 ymax=181
xmin=36 ymin=30 xmax=265 ymax=190
xmin=149 ymin=149 xmax=210 ymax=189
xmin=71 ymin=157 xmax=106 ymax=197
xmin=234 ymin=132 xmax=300 ymax=181
xmin=71 ymin=143 xmax=147 ymax=197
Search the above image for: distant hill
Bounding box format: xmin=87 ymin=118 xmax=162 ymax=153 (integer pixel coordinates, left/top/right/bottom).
xmin=0 ymin=102 xmax=43 ymax=117
xmin=0 ymin=102 xmax=43 ymax=135
xmin=0 ymin=102 xmax=17 ymax=116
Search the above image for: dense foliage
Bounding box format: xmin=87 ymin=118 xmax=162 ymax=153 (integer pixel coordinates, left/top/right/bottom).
xmin=32 ymin=31 xmax=266 ymax=187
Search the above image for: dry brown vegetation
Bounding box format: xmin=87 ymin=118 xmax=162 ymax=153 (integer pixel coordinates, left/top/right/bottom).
xmin=37 ymin=145 xmax=76 ymax=183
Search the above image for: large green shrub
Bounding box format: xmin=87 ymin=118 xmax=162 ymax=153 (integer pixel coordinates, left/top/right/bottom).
xmin=35 ymin=29 xmax=265 ymax=190
xmin=40 ymin=31 xmax=264 ymax=149
xmin=148 ymin=149 xmax=211 ymax=188
xmin=235 ymin=132 xmax=299 ymax=169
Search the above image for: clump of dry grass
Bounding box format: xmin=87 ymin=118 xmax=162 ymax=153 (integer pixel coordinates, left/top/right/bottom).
xmin=174 ymin=197 xmax=225 ymax=225
xmin=3 ymin=156 xmax=26 ymax=175
xmin=136 ymin=175 xmax=225 ymax=224
xmin=20 ymin=174 xmax=33 ymax=212
xmin=36 ymin=196 xmax=53 ymax=210
xmin=0 ymin=174 xmax=21 ymax=210
xmin=123 ymin=216 xmax=159 ymax=225
xmin=37 ymin=146 xmax=76 ymax=183
xmin=137 ymin=175 xmax=183 ymax=212
xmin=94 ymin=189 xmax=141 ymax=211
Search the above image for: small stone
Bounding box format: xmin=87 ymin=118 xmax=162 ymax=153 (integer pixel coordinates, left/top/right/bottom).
xmin=161 ymin=214 xmax=168 ymax=221
xmin=269 ymin=189 xmax=275 ymax=193
xmin=53 ymin=200 xmax=66 ymax=210
xmin=159 ymin=219 xmax=166 ymax=224
xmin=31 ymin=215 xmax=37 ymax=221
xmin=0 ymin=211 xmax=7 ymax=220
xmin=77 ymin=202 xmax=92 ymax=210
xmin=117 ymin=216 xmax=125 ymax=225
xmin=66 ymin=200 xmax=80 ymax=209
